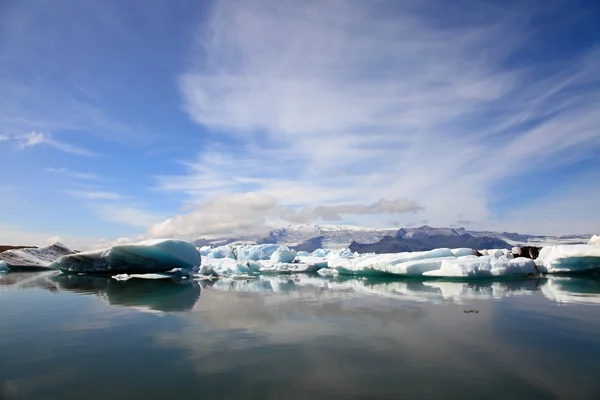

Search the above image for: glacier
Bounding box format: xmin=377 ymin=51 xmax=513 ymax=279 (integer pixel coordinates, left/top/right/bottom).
xmin=50 ymin=239 xmax=200 ymax=274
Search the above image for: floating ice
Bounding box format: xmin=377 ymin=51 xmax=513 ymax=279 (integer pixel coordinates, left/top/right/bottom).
xmin=589 ymin=235 xmax=600 ymax=246
xmin=330 ymin=248 xmax=456 ymax=276
xmin=234 ymin=244 xmax=280 ymax=262
xmin=536 ymin=245 xmax=600 ymax=273
xmin=450 ymin=248 xmax=477 ymax=257
xmin=201 ymin=256 xmax=251 ymax=276
xmin=0 ymin=261 xmax=7 ymax=271
xmin=198 ymin=246 xmax=212 ymax=256
xmin=295 ymin=256 xmax=329 ymax=269
xmin=112 ymin=273 xmax=176 ymax=281
xmin=423 ymin=256 xmax=537 ymax=278
xmin=51 ymin=239 xmax=200 ymax=274
xmin=269 ymin=247 xmax=297 ymax=263
xmin=311 ymin=248 xmax=330 ymax=257
xmin=0 ymin=242 xmax=75 ymax=270
xmin=208 ymin=246 xmax=235 ymax=259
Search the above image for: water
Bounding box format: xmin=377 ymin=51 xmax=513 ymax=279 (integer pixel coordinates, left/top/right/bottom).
xmin=1 ymin=271 xmax=600 ymax=399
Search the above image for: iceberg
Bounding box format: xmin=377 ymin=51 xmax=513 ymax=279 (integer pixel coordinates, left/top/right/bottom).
xmin=208 ymin=245 xmax=235 ymax=259
xmin=269 ymin=246 xmax=297 ymax=263
xmin=234 ymin=244 xmax=281 ymax=262
xmin=423 ymin=256 xmax=537 ymax=278
xmin=0 ymin=242 xmax=75 ymax=270
xmin=0 ymin=261 xmax=7 ymax=271
xmin=450 ymin=248 xmax=477 ymax=257
xmin=330 ymin=248 xmax=456 ymax=276
xmin=50 ymin=239 xmax=200 ymax=274
xmin=536 ymin=245 xmax=600 ymax=273
xmin=589 ymin=235 xmax=600 ymax=246
xmin=200 ymin=256 xmax=252 ymax=276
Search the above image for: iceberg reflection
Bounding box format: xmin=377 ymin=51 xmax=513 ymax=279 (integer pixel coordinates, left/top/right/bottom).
xmin=52 ymin=274 xmax=201 ymax=312
xmin=198 ymin=274 xmax=600 ymax=305
xmin=541 ymin=275 xmax=600 ymax=304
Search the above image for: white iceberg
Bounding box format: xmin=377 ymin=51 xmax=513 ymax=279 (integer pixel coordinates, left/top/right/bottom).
xmin=50 ymin=239 xmax=201 ymax=274
xmin=0 ymin=242 xmax=75 ymax=270
xmin=450 ymin=248 xmax=477 ymax=257
xmin=536 ymin=245 xmax=600 ymax=273
xmin=234 ymin=244 xmax=281 ymax=262
xmin=330 ymin=248 xmax=456 ymax=276
xmin=588 ymin=235 xmax=600 ymax=246
xmin=269 ymin=247 xmax=297 ymax=263
xmin=199 ymin=256 xmax=251 ymax=276
xmin=423 ymin=256 xmax=537 ymax=278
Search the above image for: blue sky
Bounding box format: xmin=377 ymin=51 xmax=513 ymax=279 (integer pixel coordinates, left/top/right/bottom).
xmin=1 ymin=0 xmax=599 ymax=247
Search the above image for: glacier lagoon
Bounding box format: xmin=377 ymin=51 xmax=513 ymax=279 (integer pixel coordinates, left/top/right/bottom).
xmin=1 ymin=271 xmax=600 ymax=399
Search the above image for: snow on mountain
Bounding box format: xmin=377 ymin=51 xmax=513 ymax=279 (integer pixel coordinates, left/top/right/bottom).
xmin=192 ymin=224 xmax=592 ymax=250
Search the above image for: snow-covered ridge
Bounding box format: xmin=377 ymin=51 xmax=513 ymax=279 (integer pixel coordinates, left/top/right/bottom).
xmin=193 ymin=224 xmax=592 ymax=250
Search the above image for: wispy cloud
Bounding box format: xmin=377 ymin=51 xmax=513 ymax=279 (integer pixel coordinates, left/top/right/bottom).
xmin=46 ymin=167 xmax=98 ymax=180
xmin=95 ymin=204 xmax=164 ymax=228
xmin=154 ymin=0 xmax=600 ymax=235
xmin=65 ymin=189 xmax=122 ymax=200
xmin=16 ymin=131 xmax=98 ymax=156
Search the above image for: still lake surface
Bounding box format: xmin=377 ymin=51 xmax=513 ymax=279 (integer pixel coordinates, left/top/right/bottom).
xmin=1 ymin=271 xmax=600 ymax=399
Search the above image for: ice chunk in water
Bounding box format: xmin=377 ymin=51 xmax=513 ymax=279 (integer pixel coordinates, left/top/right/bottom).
xmin=536 ymin=245 xmax=600 ymax=273
xmin=423 ymin=256 xmax=537 ymax=278
xmin=330 ymin=248 xmax=456 ymax=276
xmin=269 ymin=247 xmax=297 ymax=263
xmin=588 ymin=235 xmax=600 ymax=246
xmin=50 ymin=239 xmax=200 ymax=274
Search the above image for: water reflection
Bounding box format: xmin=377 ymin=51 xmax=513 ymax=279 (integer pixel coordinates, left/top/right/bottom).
xmin=2 ymin=271 xmax=600 ymax=309
xmin=200 ymin=274 xmax=600 ymax=305
xmin=542 ymin=274 xmax=600 ymax=304
xmin=51 ymin=274 xmax=201 ymax=312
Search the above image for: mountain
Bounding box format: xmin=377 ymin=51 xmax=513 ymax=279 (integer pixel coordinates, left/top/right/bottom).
xmin=349 ymin=228 xmax=512 ymax=253
xmin=192 ymin=224 xmax=592 ymax=251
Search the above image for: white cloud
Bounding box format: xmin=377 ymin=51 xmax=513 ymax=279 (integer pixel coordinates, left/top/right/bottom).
xmin=159 ymin=0 xmax=600 ymax=234
xmin=16 ymin=131 xmax=97 ymax=156
xmin=149 ymin=192 xmax=422 ymax=238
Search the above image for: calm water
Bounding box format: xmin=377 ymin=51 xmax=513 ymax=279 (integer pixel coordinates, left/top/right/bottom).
xmin=1 ymin=271 xmax=600 ymax=399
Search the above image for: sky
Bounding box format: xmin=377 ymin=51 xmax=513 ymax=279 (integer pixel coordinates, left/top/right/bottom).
xmin=1 ymin=0 xmax=600 ymax=248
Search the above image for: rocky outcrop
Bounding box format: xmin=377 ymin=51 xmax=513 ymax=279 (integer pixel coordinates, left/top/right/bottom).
xmin=512 ymin=246 xmax=541 ymax=259
xmin=291 ymin=236 xmax=324 ymax=253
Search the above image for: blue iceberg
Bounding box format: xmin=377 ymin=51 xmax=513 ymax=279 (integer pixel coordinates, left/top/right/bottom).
xmin=50 ymin=239 xmax=201 ymax=274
